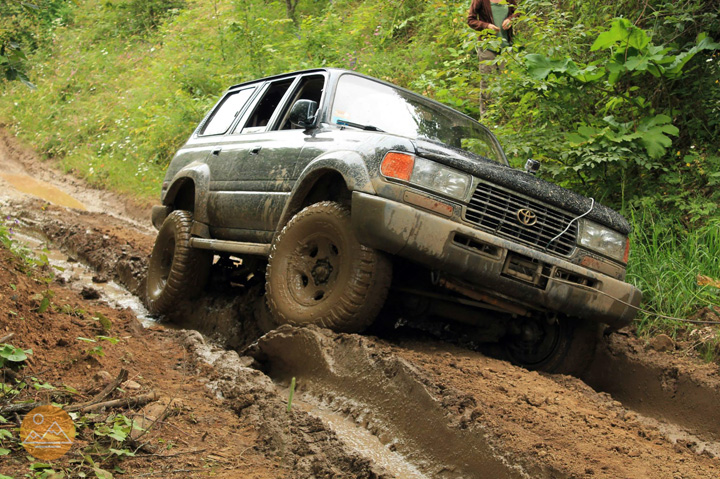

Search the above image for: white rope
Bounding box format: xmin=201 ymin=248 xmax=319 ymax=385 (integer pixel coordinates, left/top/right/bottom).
xmin=544 ymin=274 xmax=720 ymax=325
xmin=546 ymin=198 xmax=595 ymax=250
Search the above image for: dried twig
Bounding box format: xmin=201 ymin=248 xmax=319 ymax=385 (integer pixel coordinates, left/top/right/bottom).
xmin=0 ymin=333 xmax=15 ymax=344
xmin=0 ymin=402 xmax=43 ymax=415
xmin=66 ymin=368 xmax=128 ymax=412
xmin=129 ymin=448 xmax=207 ymax=459
xmin=134 ymin=469 xmax=200 ymax=478
xmin=77 ymin=392 xmax=158 ymax=413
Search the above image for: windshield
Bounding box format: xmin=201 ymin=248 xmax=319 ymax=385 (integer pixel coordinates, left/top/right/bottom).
xmin=331 ymin=74 xmax=507 ymax=164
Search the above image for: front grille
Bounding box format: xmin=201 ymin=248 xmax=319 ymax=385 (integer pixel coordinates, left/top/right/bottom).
xmin=464 ymin=183 xmax=577 ymax=256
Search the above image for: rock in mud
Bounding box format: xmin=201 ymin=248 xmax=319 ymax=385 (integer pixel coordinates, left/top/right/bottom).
xmin=122 ymin=380 xmax=142 ymax=390
xmin=647 ymin=334 xmax=676 ymax=352
xmin=80 ymin=286 xmax=101 ymax=300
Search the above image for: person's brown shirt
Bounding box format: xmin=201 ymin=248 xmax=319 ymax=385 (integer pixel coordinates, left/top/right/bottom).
xmin=467 ymin=0 xmax=519 ymax=41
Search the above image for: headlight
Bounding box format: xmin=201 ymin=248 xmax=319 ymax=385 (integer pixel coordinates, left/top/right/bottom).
xmin=579 ymin=220 xmax=628 ymax=263
xmin=381 ymin=152 xmax=471 ymax=200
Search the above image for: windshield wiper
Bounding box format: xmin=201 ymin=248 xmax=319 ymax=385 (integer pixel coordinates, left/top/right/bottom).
xmin=336 ymin=119 xmax=384 ymax=132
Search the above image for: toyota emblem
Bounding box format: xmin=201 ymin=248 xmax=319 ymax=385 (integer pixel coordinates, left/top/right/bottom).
xmin=517 ymin=208 xmax=537 ymax=226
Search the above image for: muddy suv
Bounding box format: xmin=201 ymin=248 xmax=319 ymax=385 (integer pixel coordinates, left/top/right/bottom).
xmin=146 ymin=68 xmax=642 ymax=373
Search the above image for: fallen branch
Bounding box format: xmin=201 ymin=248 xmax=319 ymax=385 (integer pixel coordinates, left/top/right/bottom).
xmin=66 ymin=368 xmax=128 ymax=412
xmin=129 ymin=448 xmax=207 ymax=459
xmin=77 ymin=392 xmax=158 ymax=413
xmin=0 ymin=402 xmax=43 ymax=415
xmin=134 ymin=469 xmax=200 ymax=478
xmin=0 ymin=333 xmax=15 ymax=344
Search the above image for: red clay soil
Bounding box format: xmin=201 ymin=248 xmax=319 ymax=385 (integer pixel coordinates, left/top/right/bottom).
xmin=392 ymin=339 xmax=720 ymax=479
xmin=0 ymin=246 xmax=282 ymax=478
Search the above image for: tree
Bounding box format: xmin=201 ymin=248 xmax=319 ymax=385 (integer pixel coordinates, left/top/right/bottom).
xmin=285 ymin=0 xmax=300 ymax=24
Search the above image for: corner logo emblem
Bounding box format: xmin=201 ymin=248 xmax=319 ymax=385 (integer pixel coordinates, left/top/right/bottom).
xmin=20 ymin=405 xmax=75 ymax=460
xmin=517 ymin=208 xmax=537 ymax=226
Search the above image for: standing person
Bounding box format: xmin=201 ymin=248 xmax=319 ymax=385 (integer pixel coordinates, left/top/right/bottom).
xmin=467 ymin=0 xmax=519 ymax=116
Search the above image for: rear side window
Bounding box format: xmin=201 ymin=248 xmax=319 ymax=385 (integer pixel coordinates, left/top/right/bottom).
xmin=238 ymin=79 xmax=294 ymax=134
xmin=200 ymin=87 xmax=255 ymax=136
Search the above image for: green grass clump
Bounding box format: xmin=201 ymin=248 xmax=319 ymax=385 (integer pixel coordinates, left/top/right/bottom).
xmin=628 ymin=208 xmax=720 ymax=339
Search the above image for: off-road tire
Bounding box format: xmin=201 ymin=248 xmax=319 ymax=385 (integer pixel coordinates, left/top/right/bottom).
xmin=265 ymin=201 xmax=392 ymax=333
xmin=146 ymin=210 xmax=212 ymax=315
xmin=503 ymin=315 xmax=601 ymax=376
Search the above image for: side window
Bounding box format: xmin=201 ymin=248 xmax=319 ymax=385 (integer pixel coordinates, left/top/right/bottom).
xmin=238 ymin=79 xmax=294 ymax=134
xmin=200 ymin=87 xmax=255 ymax=136
xmin=277 ymin=75 xmax=325 ymax=130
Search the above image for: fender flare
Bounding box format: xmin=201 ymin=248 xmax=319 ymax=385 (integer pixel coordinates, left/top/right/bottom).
xmin=162 ymin=163 xmax=212 ymax=224
xmin=276 ymin=151 xmax=376 ymax=228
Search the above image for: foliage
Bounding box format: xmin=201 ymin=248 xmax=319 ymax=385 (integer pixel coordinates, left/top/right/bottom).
xmin=628 ymin=207 xmax=720 ymax=323
xmin=0 ymin=0 xmax=74 ymax=87
xmin=115 ymin=0 xmax=186 ymax=36
xmin=0 ymin=343 xmax=33 ymax=367
xmin=0 ymin=0 xmax=718 ymax=339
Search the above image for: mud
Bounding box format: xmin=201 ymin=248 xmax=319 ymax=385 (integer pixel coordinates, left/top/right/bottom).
xmin=584 ymin=331 xmax=720 ymax=441
xmin=180 ymin=330 xmax=390 ymax=478
xmin=254 ymin=326 xmax=720 ymax=478
xmin=0 ymin=127 xmax=153 ymax=225
xmin=0 ymin=172 xmax=87 ymax=210
xmin=12 ymin=227 xmax=154 ymax=326
xmin=2 ymin=126 xmax=720 ymax=477
xmin=253 ymin=326 xmax=531 ymax=478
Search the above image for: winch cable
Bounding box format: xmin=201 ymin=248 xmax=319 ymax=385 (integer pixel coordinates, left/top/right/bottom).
xmin=545 ymin=198 xmax=595 ymax=251
xmin=543 ymin=274 xmax=720 ymax=325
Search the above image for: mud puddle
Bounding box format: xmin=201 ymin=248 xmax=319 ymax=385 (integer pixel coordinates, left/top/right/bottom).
xmin=11 ymin=226 xmax=156 ymax=327
xmin=0 ymin=172 xmax=87 ymax=210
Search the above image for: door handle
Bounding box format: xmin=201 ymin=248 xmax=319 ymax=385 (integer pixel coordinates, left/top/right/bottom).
xmin=250 ymin=146 xmax=262 ymax=155
xmin=211 ymin=147 xmax=222 ymax=156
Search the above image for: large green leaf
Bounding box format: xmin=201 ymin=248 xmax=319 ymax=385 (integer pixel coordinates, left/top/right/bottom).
xmin=665 ymin=35 xmax=720 ymax=76
xmin=591 ymin=19 xmax=631 ymax=51
xmin=525 ymin=54 xmax=577 ymax=80
xmin=637 ymin=115 xmax=679 ymax=158
xmin=592 ymin=18 xmax=650 ymax=51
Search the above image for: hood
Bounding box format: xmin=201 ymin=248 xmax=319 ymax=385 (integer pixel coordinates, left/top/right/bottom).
xmin=412 ymin=139 xmax=631 ymax=235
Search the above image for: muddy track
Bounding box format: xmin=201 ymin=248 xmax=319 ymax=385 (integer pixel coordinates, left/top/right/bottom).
xmin=23 ymin=202 xmax=720 ymax=477
xmin=2 ymin=128 xmax=720 ymax=477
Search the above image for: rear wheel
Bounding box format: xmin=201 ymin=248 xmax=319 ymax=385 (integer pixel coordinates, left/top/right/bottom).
xmin=146 ymin=210 xmax=212 ymax=315
xmin=503 ymin=314 xmax=601 ymax=375
xmin=265 ymin=201 xmax=392 ymax=333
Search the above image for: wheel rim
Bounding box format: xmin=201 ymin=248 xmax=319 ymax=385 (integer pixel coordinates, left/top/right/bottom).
xmin=505 ymin=316 xmax=563 ymax=367
xmin=150 ymin=236 xmax=175 ymax=296
xmin=286 ymin=233 xmax=341 ymax=307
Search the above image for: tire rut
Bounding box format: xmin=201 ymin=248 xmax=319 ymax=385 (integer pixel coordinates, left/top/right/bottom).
xmin=5 ymin=196 xmax=720 ymax=478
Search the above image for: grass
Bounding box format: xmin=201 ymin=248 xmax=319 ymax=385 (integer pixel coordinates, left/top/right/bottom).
xmin=627 ymin=207 xmax=720 ymax=347
xmin=1 ymin=0 xmax=720 ymax=361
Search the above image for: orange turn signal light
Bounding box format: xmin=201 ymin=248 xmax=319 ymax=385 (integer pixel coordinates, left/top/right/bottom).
xmin=381 ymin=152 xmax=415 ymax=181
xmin=623 ymin=239 xmax=630 ymax=264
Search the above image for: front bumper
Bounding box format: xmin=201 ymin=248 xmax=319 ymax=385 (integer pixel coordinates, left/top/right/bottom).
xmin=351 ymin=192 xmax=641 ymax=329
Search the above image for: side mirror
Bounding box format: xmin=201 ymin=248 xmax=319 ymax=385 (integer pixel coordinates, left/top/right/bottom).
xmin=289 ymin=99 xmax=319 ymax=129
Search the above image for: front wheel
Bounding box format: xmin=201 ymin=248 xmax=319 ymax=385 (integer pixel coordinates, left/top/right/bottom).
xmin=502 ymin=314 xmax=601 ymax=375
xmin=265 ymin=201 xmax=392 ymax=333
xmin=145 ymin=210 xmax=212 ymax=315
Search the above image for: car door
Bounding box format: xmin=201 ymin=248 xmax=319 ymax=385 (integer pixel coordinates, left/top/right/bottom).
xmin=207 ymin=74 xmax=327 ymax=242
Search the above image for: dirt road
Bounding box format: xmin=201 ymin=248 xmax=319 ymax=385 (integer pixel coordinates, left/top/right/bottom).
xmin=2 ymin=129 xmax=720 ymax=478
